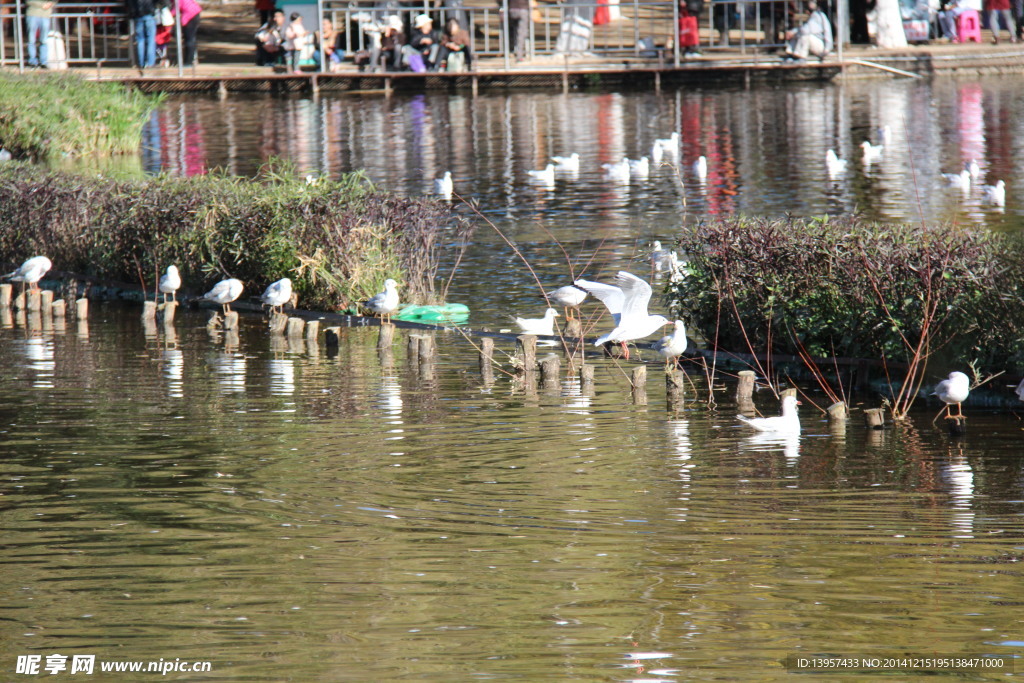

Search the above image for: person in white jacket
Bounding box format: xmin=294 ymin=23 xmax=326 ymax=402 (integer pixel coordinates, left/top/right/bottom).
xmin=782 ymin=0 xmax=834 ymax=60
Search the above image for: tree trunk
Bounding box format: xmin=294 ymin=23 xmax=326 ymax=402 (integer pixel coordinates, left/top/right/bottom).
xmin=874 ymin=0 xmax=908 ymax=47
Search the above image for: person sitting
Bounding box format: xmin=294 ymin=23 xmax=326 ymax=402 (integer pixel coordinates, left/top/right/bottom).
xmin=314 ymin=18 xmax=346 ymax=72
xmin=438 ymin=17 xmax=473 ymax=71
xmin=373 ymin=15 xmax=406 ymax=72
xmin=255 ymin=9 xmax=285 ymax=66
xmin=781 ymin=0 xmax=833 ymax=61
xmin=938 ymin=0 xmax=967 ymax=40
xmin=284 ymin=12 xmax=309 ymax=73
xmin=409 ymin=13 xmax=440 ymax=70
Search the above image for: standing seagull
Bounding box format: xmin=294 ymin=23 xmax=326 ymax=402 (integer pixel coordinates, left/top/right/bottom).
xmin=737 ymin=395 xmax=801 ymax=434
xmin=548 ymin=285 xmax=588 ymax=320
xmin=574 ymin=271 xmax=669 ymax=359
xmin=201 ymin=278 xmax=244 ymax=314
xmin=933 ymin=371 xmax=970 ymax=419
xmin=363 ymin=278 xmax=400 ymax=324
xmin=652 ymin=319 xmax=688 ymax=369
xmin=3 ymin=255 xmax=52 ymax=293
xmin=260 ymin=277 xmax=293 ymax=315
xmin=158 ymin=265 xmax=181 ymax=303
xmin=514 ymin=307 xmax=559 ymax=336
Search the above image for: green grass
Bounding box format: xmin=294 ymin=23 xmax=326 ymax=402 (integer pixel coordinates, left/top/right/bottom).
xmin=0 ymin=72 xmax=160 ymax=160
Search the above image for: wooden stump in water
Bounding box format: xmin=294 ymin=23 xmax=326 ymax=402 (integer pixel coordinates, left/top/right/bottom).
xmin=142 ymin=301 xmax=157 ymax=321
xmin=160 ymin=301 xmax=178 ymax=324
xmin=737 ymin=370 xmax=755 ymax=401
xmin=269 ymin=311 xmax=288 ymax=334
xmin=580 ymin=363 xmax=595 ymax=391
xmin=50 ymin=299 xmax=66 ymax=318
xmin=827 ymin=401 xmax=847 ymax=422
xmin=40 ymin=290 xmax=53 ymax=315
xmin=564 ymin=318 xmax=582 ymax=339
xmin=516 ymin=335 xmax=537 ymax=374
xmin=540 ymin=356 xmax=561 ymax=391
xmin=324 ymin=327 xmax=341 ymax=348
xmin=75 ymin=298 xmax=89 ymax=319
xmin=377 ymin=322 xmax=395 ymax=349
xmin=479 ymin=337 xmax=494 ymax=384
xmin=0 ymin=283 xmax=11 ymax=308
xmin=224 ymin=311 xmax=240 ymax=331
xmin=863 ymin=407 xmax=885 ymax=430
xmin=285 ymin=317 xmax=304 ymax=337
xmin=305 ymin=320 xmax=320 ymax=343
xmin=417 ymin=334 xmax=434 ymax=364
xmin=945 ymin=416 xmax=966 ymax=436
xmin=666 ymin=368 xmax=685 ymax=408
xmin=26 ymin=290 xmax=41 ymax=313
xmin=408 ymin=334 xmax=421 ymax=360
xmin=631 ymin=366 xmax=647 ymax=405
xmin=781 ymin=387 xmax=798 ymax=400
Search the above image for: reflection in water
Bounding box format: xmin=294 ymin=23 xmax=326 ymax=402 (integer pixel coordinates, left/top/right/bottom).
xmin=163 ymin=347 xmax=184 ymax=399
xmin=22 ymin=337 xmax=54 ymax=389
xmin=268 ymin=358 xmax=296 ymax=398
xmin=944 ymin=453 xmax=975 ymax=538
xmin=741 ymin=431 xmax=801 ymax=465
xmin=213 ymin=352 xmax=247 ymax=394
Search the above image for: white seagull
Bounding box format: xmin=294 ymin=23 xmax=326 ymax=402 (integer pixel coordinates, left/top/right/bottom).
xmin=548 ymin=285 xmax=588 ymax=320
xmin=201 ymin=278 xmax=244 ymax=314
xmin=650 ymin=240 xmax=673 ymax=273
xmin=933 ymin=371 xmax=970 ymax=418
xmin=861 ymin=140 xmax=884 ymax=164
xmin=602 ymin=157 xmax=631 ymax=184
xmin=652 ymin=319 xmax=688 ymax=369
xmin=527 ymin=164 xmax=556 ymax=186
xmin=515 ymin=307 xmax=559 ymax=336
xmin=981 ymin=179 xmax=1006 ymax=207
xmin=966 ymin=160 xmax=981 ymax=180
xmin=629 ymin=156 xmax=650 ymax=178
xmin=826 ymin=149 xmax=847 ymax=177
xmin=573 ymin=271 xmax=670 ymax=359
xmin=158 ymin=265 xmax=181 ymax=303
xmin=434 ymin=171 xmax=453 ymax=199
xmin=693 ymin=155 xmax=708 ymax=181
xmin=4 ymin=255 xmax=52 ymax=292
xmin=652 ymin=132 xmax=680 ymax=164
xmin=551 ymin=153 xmax=580 ymax=172
xmin=261 ymin=277 xmax=293 ymax=315
xmin=942 ymin=169 xmax=972 ymax=191
xmin=737 ymin=395 xmax=801 ymax=434
xmin=363 ymin=278 xmax=400 ymax=323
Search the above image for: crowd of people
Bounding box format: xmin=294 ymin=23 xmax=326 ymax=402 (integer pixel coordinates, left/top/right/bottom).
xmin=125 ymin=0 xmax=201 ymax=70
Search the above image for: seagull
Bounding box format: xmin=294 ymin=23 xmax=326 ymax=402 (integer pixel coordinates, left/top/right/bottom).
xmin=942 ymin=169 xmax=972 ymax=191
xmin=650 ymin=240 xmax=672 ymax=273
xmin=527 ymin=164 xmax=556 ymax=186
xmin=201 ymin=278 xmax=244 ymax=314
xmin=260 ymin=277 xmax=293 ymax=315
xmin=434 ymin=171 xmax=453 ymax=199
xmin=667 ymin=251 xmax=688 ymax=283
xmin=652 ymin=319 xmax=688 ymax=369
xmin=0 ymin=148 xmax=12 ymax=162
xmin=628 ymin=156 xmax=650 ymax=178
xmin=981 ymin=180 xmax=1006 ymax=207
xmin=737 ymin=395 xmax=801 ymax=434
xmin=966 ymin=160 xmax=981 ymax=180
xmin=652 ymin=132 xmax=679 ymax=164
xmin=514 ymin=307 xmax=559 ymax=336
xmin=933 ymin=371 xmax=970 ymax=419
xmin=602 ymin=157 xmax=631 ymax=184
xmin=3 ymin=256 xmax=52 ymax=293
xmin=551 ymin=153 xmax=580 ymax=172
xmin=363 ymin=278 xmax=400 ymax=323
xmin=573 ymin=271 xmax=670 ymax=359
xmin=548 ymin=285 xmax=588 ymax=320
xmin=158 ymin=265 xmax=181 ymax=303
xmin=826 ymin=149 xmax=847 ymax=177
xmin=304 ymin=174 xmax=319 ymax=186
xmin=693 ymin=155 xmax=708 ymax=181
xmin=861 ymin=140 xmax=884 ymax=164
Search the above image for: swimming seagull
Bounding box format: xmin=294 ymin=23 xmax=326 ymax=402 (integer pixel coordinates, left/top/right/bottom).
xmin=693 ymin=155 xmax=708 ymax=181
xmin=527 ymin=163 xmax=556 ymax=186
xmin=933 ymin=371 xmax=970 ymax=419
xmin=942 ymin=169 xmax=972 ymax=191
xmin=514 ymin=307 xmax=559 ymax=336
xmin=434 ymin=171 xmax=453 ymax=199
xmin=826 ymin=149 xmax=847 ymax=177
xmin=602 ymin=157 xmax=631 ymax=184
xmin=158 ymin=265 xmax=181 ymax=303
xmin=201 ymin=278 xmax=244 ymax=314
xmin=980 ymin=180 xmax=1006 ymax=207
xmin=3 ymin=256 xmax=52 ymax=293
xmin=737 ymin=395 xmax=801 ymax=434
xmin=861 ymin=140 xmax=884 ymax=164
xmin=628 ymin=156 xmax=650 ymax=178
xmin=260 ymin=277 xmax=293 ymax=315
xmin=650 ymin=240 xmax=672 ymax=273
xmin=652 ymin=319 xmax=688 ymax=369
xmin=966 ymin=160 xmax=981 ymax=180
xmin=551 ymin=153 xmax=580 ymax=172
xmin=363 ymin=278 xmax=400 ymax=324
xmin=548 ymin=285 xmax=588 ymax=320
xmin=573 ymin=271 xmax=670 ymax=359
xmin=652 ymin=132 xmax=680 ymax=164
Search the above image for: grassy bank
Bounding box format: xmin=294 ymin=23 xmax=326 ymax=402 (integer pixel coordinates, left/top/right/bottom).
xmin=0 ymin=163 xmax=472 ymax=310
xmin=0 ymin=73 xmax=158 ymax=160
xmin=667 ymin=216 xmax=1024 ymax=380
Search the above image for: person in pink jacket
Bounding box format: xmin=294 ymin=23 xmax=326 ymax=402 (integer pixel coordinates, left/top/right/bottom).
xmin=176 ymin=0 xmax=202 ymax=65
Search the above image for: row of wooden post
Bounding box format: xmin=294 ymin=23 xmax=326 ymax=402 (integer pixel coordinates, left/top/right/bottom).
xmin=0 ymin=283 xmax=88 ymax=320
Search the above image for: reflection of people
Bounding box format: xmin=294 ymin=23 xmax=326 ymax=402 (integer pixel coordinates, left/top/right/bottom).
xmin=782 ymin=0 xmax=833 ymax=60
xmin=438 ymin=17 xmax=473 ymax=71
xmin=26 ymin=0 xmax=55 ymax=68
xmin=500 ymin=0 xmax=530 ymax=61
xmin=255 ymin=9 xmax=285 ymax=66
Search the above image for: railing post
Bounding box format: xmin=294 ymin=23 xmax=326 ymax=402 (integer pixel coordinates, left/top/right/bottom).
xmin=502 ymin=0 xmax=511 ymax=70
xmin=174 ymin=0 xmax=184 ymax=77
xmin=317 ymin=0 xmax=325 ymax=74
xmin=15 ymin=0 xmax=25 ymax=73
xmin=672 ymin=0 xmax=680 ymax=67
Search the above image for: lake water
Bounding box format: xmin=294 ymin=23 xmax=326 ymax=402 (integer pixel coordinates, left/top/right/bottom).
xmin=4 ymin=77 xmax=1024 ymax=680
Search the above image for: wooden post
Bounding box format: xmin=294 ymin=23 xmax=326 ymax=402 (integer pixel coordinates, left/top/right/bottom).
xmin=161 ymin=301 xmax=178 ymax=324
xmin=142 ymin=301 xmax=157 ymax=321
xmin=631 ymin=366 xmax=647 ymax=405
xmin=737 ymin=370 xmax=755 ymax=401
xmin=781 ymin=387 xmax=798 ymax=399
xmin=479 ymin=337 xmax=494 ymax=383
xmin=408 ymin=334 xmax=421 ymax=360
xmin=564 ymin=318 xmax=582 ymax=339
xmin=224 ymin=311 xmax=239 ymax=331
xmin=13 ymin=290 xmax=26 ymax=311
xmin=0 ymin=307 xmax=11 ymax=328
xmin=516 ymin=334 xmax=537 ymax=373
xmin=269 ymin=311 xmax=288 ymax=334
xmin=417 ymin=334 xmax=434 ymax=364
xmin=827 ymin=401 xmax=847 ymax=422
xmin=40 ymin=290 xmax=53 ymax=314
xmin=324 ymin=327 xmax=341 ymax=347
xmin=305 ymin=319 xmax=320 ymax=342
xmin=540 ymin=356 xmax=560 ymax=390
xmin=0 ymin=283 xmax=11 ymax=308
xmin=51 ymin=299 xmax=66 ymax=318
xmin=75 ymin=298 xmax=89 ymax=319
xmin=580 ymin=363 xmax=595 ymax=390
xmin=377 ymin=322 xmax=395 ymax=349
xmin=864 ymin=407 xmax=885 ymax=430
xmin=26 ymin=289 xmax=41 ymax=312
xmin=666 ymin=368 xmax=685 ymax=408
xmin=945 ymin=416 xmax=966 ymax=436
xmin=286 ymin=316 xmax=304 ymax=336
xmin=77 ymin=318 xmax=90 ymax=339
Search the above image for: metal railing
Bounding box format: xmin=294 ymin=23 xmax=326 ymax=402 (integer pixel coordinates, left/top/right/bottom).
xmin=1 ymin=1 xmax=134 ymax=68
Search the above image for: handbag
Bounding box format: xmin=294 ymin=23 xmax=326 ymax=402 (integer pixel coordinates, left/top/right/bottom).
xmin=158 ymin=7 xmax=174 ymax=26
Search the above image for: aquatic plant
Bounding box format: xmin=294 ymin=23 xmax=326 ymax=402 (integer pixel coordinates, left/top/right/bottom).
xmin=0 ymin=162 xmax=473 ymax=310
xmin=0 ymin=72 xmax=160 ymax=160
xmin=667 ymin=215 xmax=1024 ymax=415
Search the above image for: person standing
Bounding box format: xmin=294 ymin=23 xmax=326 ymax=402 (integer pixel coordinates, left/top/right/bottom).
xmin=500 ymin=0 xmax=530 ymax=61
xmin=177 ymin=0 xmax=202 ymax=66
xmin=986 ymin=0 xmax=1017 ymax=41
xmin=25 ymin=0 xmax=54 ymax=68
xmin=126 ymin=0 xmax=158 ymax=70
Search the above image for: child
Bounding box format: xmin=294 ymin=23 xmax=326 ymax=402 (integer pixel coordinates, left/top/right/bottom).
xmin=284 ymin=12 xmax=308 ymax=73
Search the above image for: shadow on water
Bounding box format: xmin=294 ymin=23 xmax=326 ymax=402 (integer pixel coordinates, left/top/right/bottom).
xmin=1 ymin=304 xmax=1023 ymax=679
